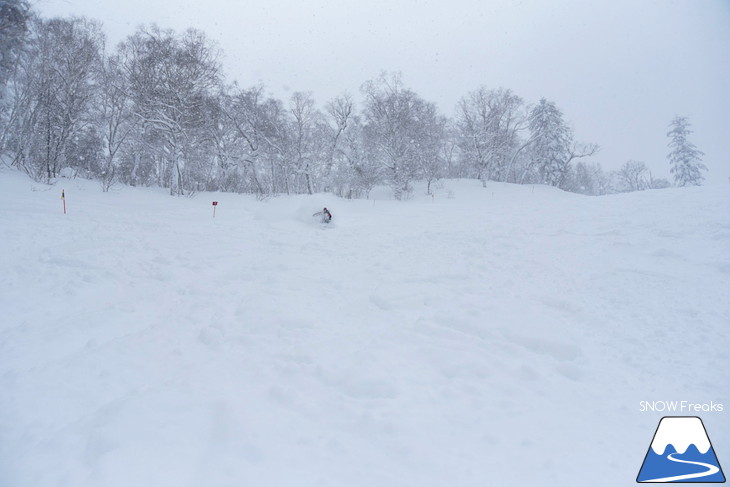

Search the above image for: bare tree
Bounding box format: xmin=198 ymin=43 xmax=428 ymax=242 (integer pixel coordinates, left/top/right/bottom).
xmin=456 ymin=87 xmax=526 ymax=185
xmin=616 ymin=160 xmax=648 ymax=192
xmin=95 ymin=52 xmax=136 ymax=191
xmin=219 ymin=84 xmax=293 ymax=196
xmin=362 ymin=72 xmax=444 ymax=199
xmin=4 ymin=17 xmax=104 ymax=181
xmin=561 ymin=161 xmax=607 ymax=195
xmin=325 ymin=103 xmax=377 ymax=198
xmin=418 ymin=110 xmax=447 ymax=195
xmin=119 ymin=25 xmax=221 ymax=195
xmin=289 ymin=91 xmax=328 ymax=194
xmin=647 ymin=172 xmax=671 ymax=190
xmin=440 ymin=120 xmax=462 ymax=178
xmin=324 ymin=93 xmax=353 ymax=182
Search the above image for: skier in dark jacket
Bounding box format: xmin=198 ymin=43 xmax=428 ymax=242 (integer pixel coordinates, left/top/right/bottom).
xmin=313 ymin=207 xmax=333 ymax=223
xmin=322 ymin=207 xmax=332 ymax=223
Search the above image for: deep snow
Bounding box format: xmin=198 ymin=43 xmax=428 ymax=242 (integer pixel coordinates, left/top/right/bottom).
xmin=1 ymin=169 xmax=728 ymax=486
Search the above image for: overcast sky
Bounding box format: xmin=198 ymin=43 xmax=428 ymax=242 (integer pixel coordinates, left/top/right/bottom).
xmin=35 ymin=0 xmax=730 ymax=184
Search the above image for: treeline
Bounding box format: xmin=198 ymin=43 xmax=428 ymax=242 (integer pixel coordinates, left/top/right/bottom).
xmin=0 ymin=4 xmax=689 ymax=197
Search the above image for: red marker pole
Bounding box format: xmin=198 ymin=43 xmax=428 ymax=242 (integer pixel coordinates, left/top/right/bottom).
xmin=62 ymin=189 xmax=66 ymax=214
xmin=212 ymin=201 xmax=218 ymax=218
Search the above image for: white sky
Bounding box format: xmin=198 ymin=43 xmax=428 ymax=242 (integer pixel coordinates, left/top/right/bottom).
xmin=35 ymin=0 xmax=730 ymax=183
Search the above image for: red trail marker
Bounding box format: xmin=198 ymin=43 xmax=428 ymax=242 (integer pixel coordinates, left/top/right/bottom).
xmin=61 ymin=189 xmax=66 ymax=214
xmin=212 ymin=201 xmax=218 ymax=218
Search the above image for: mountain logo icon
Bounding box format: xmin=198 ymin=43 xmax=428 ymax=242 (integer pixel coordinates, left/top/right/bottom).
xmin=637 ymin=416 xmax=725 ymax=483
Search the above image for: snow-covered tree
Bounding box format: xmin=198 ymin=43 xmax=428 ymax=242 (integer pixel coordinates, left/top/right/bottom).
xmin=524 ymin=98 xmax=598 ymax=189
xmin=4 ymin=17 xmax=104 ymax=181
xmin=196 ymin=90 xmax=241 ymax=192
xmin=667 ymin=116 xmax=706 ymax=186
xmin=418 ymin=111 xmax=447 ymax=195
xmin=647 ymin=175 xmax=671 ymax=190
xmin=217 ymin=84 xmax=282 ymax=196
xmin=246 ymin=91 xmax=290 ymax=195
xmin=563 ymin=161 xmax=609 ymax=195
xmin=95 ymin=52 xmax=136 ymax=191
xmin=323 ymin=93 xmax=353 ymax=185
xmin=362 ymin=72 xmax=444 ymax=199
xmin=119 ymin=25 xmax=221 ymax=195
xmin=524 ymin=98 xmax=569 ymax=185
xmin=325 ymin=97 xmax=378 ymax=199
xmin=288 ymin=91 xmax=329 ymax=194
xmin=440 ymin=120 xmax=462 ymax=178
xmin=616 ymin=160 xmax=648 ymax=192
xmin=456 ymin=87 xmax=525 ymax=184
xmin=0 ymin=0 xmax=30 ymax=98
xmin=0 ymin=0 xmax=31 ymax=161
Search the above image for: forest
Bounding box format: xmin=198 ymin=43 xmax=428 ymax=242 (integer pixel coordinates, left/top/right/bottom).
xmin=1 ymin=1 xmax=705 ymax=198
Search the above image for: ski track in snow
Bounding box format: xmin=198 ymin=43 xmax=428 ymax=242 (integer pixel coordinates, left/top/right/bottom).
xmin=1 ymin=171 xmax=729 ymax=487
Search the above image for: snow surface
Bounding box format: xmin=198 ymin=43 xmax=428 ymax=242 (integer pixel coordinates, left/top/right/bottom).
xmin=1 ymin=169 xmax=728 ymax=486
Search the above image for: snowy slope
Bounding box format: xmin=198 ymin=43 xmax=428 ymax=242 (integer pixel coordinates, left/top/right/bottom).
xmin=1 ymin=169 xmax=728 ymax=487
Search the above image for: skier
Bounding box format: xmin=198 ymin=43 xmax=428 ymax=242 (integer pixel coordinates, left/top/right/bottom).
xmin=313 ymin=207 xmax=333 ymax=223
xmin=321 ymin=207 xmax=332 ymax=223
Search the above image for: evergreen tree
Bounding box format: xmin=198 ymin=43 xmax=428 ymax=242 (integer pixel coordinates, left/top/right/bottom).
xmin=523 ymin=98 xmax=598 ymax=189
xmin=527 ymin=98 xmax=571 ymax=186
xmin=667 ymin=116 xmax=706 ymax=186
